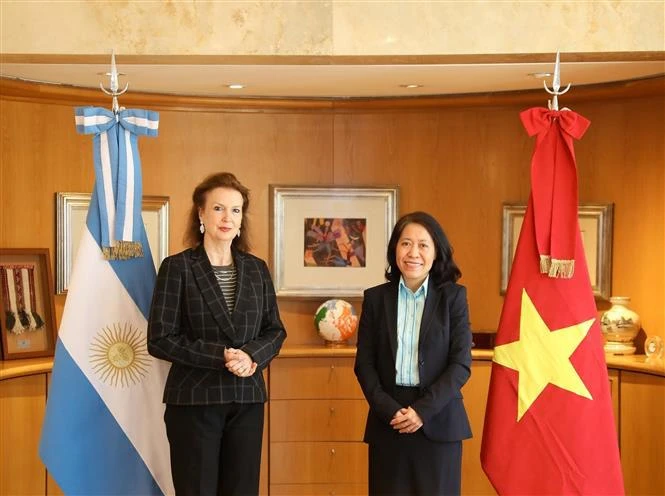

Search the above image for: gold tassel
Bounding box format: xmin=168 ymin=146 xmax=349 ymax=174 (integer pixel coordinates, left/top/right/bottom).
xmin=540 ymin=255 xmax=551 ymax=274
xmin=102 ymin=241 xmax=144 ymax=260
xmin=548 ymin=259 xmax=575 ymax=279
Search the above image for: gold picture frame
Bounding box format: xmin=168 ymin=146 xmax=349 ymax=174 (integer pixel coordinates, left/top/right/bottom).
xmin=270 ymin=185 xmax=399 ymax=298
xmin=0 ymin=248 xmax=57 ymax=359
xmin=55 ymin=192 xmax=169 ymax=294
xmin=501 ymin=203 xmax=613 ymax=300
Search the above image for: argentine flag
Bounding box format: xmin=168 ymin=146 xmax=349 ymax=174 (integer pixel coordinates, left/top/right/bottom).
xmin=40 ymin=107 xmax=173 ymax=495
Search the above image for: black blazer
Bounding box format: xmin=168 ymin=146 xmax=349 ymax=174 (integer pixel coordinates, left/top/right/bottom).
xmin=147 ymin=244 xmax=286 ymax=405
xmin=354 ymin=280 xmax=472 ymax=443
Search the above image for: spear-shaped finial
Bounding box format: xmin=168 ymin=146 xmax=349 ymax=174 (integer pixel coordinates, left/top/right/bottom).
xmin=543 ymin=51 xmax=571 ymax=111
xmin=100 ymin=50 xmax=129 ymax=114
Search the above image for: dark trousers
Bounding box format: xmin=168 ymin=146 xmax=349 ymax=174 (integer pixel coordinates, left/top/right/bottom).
xmin=368 ymin=386 xmax=463 ymax=496
xmin=164 ymin=402 xmax=264 ymax=496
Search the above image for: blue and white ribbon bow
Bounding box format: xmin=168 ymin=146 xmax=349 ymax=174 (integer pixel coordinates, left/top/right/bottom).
xmin=75 ymin=107 xmax=159 ymax=259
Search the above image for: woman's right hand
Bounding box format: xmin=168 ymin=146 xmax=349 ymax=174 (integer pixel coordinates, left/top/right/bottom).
xmin=390 ymin=407 xmax=423 ymax=434
xmin=224 ymin=347 xmax=258 ymax=377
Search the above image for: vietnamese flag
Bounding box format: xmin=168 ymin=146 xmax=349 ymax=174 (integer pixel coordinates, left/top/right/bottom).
xmin=480 ymin=108 xmax=624 ymax=495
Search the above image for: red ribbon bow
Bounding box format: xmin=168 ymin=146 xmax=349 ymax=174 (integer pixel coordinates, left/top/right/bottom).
xmin=520 ymin=108 xmax=591 ymax=278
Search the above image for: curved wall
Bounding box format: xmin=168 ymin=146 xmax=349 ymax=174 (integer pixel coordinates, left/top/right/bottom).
xmin=0 ymin=77 xmax=663 ymax=345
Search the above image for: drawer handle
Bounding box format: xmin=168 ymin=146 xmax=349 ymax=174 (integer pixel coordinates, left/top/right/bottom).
xmin=330 ymin=448 xmax=336 ymax=455
xmin=329 ymin=407 xmax=336 ymax=415
xmin=328 ymin=364 xmax=336 ymax=383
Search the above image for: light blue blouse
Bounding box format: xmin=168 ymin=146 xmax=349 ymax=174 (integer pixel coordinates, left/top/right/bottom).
xmin=395 ymin=276 xmax=429 ymax=386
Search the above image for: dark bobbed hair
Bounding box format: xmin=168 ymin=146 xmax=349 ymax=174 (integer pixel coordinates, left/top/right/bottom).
xmin=385 ymin=211 xmax=461 ymax=288
xmin=184 ymin=172 xmax=251 ymax=252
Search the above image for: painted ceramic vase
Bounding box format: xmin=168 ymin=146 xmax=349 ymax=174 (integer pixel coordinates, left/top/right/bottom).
xmin=600 ymin=296 xmax=641 ymax=355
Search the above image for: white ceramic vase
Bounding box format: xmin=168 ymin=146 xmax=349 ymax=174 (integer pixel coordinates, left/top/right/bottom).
xmin=600 ymin=296 xmax=641 ymax=355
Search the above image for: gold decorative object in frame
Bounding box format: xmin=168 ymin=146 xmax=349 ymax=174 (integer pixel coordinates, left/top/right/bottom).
xmin=0 ymin=248 xmax=57 ymax=359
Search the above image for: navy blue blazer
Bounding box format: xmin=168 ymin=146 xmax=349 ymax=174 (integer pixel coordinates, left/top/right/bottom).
xmin=147 ymin=244 xmax=286 ymax=405
xmin=354 ymin=280 xmax=472 ymax=443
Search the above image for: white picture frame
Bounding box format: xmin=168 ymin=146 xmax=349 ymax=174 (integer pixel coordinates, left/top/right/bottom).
xmin=501 ymin=202 xmax=613 ymax=300
xmin=270 ymin=185 xmax=399 ymax=298
xmin=55 ymin=192 xmax=169 ymax=294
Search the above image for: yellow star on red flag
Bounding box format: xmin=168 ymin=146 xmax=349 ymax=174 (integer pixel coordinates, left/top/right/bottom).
xmin=493 ymin=288 xmax=594 ymax=420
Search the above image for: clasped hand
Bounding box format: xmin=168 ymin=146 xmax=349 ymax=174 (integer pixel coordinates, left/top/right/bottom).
xmin=224 ymin=348 xmax=258 ymax=377
xmin=390 ymin=406 xmax=423 ymax=434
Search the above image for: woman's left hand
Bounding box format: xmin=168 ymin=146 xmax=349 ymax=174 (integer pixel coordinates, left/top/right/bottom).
xmin=224 ymin=348 xmax=258 ymax=377
xmin=390 ymin=407 xmax=423 ymax=434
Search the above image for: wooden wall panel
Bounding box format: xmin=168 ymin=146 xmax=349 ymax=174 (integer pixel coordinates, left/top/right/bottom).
xmin=1 ymin=81 xmax=663 ymax=345
xmin=333 ymin=98 xmax=664 ymax=339
xmin=138 ymin=110 xmax=335 ymax=257
xmin=333 ymin=108 xmax=532 ymax=333
xmin=125 ymin=110 xmax=335 ymax=341
xmin=0 ymin=99 xmax=335 ymax=337
xmin=0 ymin=100 xmax=94 ymax=325
xmin=573 ymin=98 xmax=665 ymax=338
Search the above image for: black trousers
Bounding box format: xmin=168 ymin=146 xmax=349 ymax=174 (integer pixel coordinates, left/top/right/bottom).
xmin=164 ymin=402 xmax=264 ymax=496
xmin=368 ymin=386 xmax=462 ymax=496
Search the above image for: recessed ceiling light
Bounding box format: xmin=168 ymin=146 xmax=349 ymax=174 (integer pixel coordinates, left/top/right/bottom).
xmin=529 ymin=72 xmax=552 ymax=79
xmin=400 ymin=84 xmax=423 ymax=89
xmin=226 ymin=83 xmax=245 ymax=89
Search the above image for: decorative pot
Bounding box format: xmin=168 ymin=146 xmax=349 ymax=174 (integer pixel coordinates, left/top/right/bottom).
xmin=314 ymin=299 xmax=359 ymax=346
xmin=600 ymin=296 xmax=641 ymax=355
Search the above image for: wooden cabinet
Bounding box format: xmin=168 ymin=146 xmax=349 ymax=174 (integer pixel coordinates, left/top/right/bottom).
xmin=269 ymin=356 xmax=368 ymax=495
xmin=459 ymin=360 xmax=496 ymax=495
xmin=0 ymin=373 xmax=47 ymax=496
xmin=270 ymin=356 xmax=365 ymax=400
xmin=269 ymin=483 xmax=367 ymax=495
xmin=2 ymin=353 xmax=664 ymax=495
xmin=270 ymin=399 xmax=367 ymax=442
xmin=619 ymin=370 xmax=665 ymax=495
xmin=608 ymin=368 xmax=620 ymax=437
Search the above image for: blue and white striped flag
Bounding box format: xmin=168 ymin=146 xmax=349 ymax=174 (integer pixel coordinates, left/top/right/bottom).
xmin=40 ymin=107 xmax=173 ymax=495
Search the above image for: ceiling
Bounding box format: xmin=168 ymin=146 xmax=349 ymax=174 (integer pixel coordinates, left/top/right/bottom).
xmin=1 ymin=60 xmax=664 ymax=99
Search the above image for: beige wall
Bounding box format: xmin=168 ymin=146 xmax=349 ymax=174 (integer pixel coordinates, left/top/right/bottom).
xmin=1 ymin=78 xmax=663 ymax=347
xmin=1 ymin=1 xmax=663 ymax=56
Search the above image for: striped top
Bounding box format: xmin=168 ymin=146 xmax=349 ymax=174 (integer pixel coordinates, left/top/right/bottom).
xmin=212 ymin=264 xmax=237 ymax=312
xmin=395 ymin=276 xmax=429 ymax=386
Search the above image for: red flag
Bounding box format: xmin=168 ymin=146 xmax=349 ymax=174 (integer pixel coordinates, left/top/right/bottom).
xmin=481 ymin=109 xmax=624 ymax=495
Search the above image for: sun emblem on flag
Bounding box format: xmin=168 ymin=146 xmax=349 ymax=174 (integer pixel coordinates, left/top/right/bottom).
xmin=89 ymin=322 xmax=151 ymax=387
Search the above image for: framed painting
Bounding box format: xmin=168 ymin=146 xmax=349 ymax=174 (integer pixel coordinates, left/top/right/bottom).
xmin=270 ymin=185 xmax=399 ymax=298
xmin=0 ymin=248 xmax=57 ymax=359
xmin=55 ymin=192 xmax=169 ymax=294
xmin=501 ymin=203 xmax=614 ymax=300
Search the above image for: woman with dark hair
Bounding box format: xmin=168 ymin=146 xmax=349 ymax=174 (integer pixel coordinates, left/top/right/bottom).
xmin=148 ymin=172 xmax=286 ymax=495
xmin=354 ymin=211 xmax=472 ymax=495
